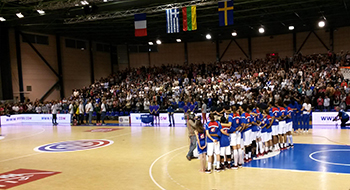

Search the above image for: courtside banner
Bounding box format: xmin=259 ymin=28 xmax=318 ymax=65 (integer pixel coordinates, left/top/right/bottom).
xmin=130 ymin=113 xmax=205 ymax=125
xmin=0 ymin=114 xmax=71 ymax=125
xmin=312 ymin=112 xmax=342 ymax=126
xmin=119 ymin=116 xmax=130 ymax=124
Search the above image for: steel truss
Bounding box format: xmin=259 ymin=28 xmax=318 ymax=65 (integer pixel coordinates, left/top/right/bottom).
xmin=64 ymin=0 xmax=218 ymax=24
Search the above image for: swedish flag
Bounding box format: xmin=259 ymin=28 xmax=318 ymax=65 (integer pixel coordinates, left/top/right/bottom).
xmin=218 ymin=0 xmax=234 ymax=26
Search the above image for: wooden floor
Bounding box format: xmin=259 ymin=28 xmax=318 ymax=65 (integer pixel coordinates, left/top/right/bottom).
xmin=1 ymin=124 xmax=350 ymax=190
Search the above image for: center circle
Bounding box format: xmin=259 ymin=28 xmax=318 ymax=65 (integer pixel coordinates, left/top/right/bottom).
xmin=34 ymin=139 xmax=113 ymax=153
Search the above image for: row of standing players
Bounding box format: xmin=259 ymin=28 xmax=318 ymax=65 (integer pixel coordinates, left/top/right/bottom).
xmin=191 ymin=100 xmax=312 ymax=174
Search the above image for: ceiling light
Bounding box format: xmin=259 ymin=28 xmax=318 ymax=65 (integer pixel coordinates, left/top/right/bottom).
xmin=206 ymin=34 xmax=211 ymax=40
xmin=37 ymin=10 xmax=45 ymax=15
xmin=318 ymin=20 xmax=325 ymax=28
xmin=176 ymin=39 xmax=181 ymax=43
xmin=81 ymin=0 xmax=89 ymax=5
xmin=258 ymin=27 xmax=265 ymax=33
xmin=0 ymin=17 xmax=6 ymax=22
xmin=16 ymin=12 xmax=24 ymax=18
xmin=148 ymin=42 xmax=153 ymax=46
xmin=103 ymin=0 xmax=108 ymax=2
xmin=288 ymin=26 xmax=294 ymax=30
xmin=156 ymin=40 xmax=161 ymax=45
xmin=231 ymin=31 xmax=237 ymax=36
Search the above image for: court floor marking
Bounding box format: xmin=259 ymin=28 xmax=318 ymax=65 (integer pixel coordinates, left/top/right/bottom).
xmin=0 ymin=127 xmax=151 ymax=163
xmin=149 ymin=145 xmax=188 ymax=190
xmin=165 ymin=150 xmax=190 ymax=190
xmin=0 ymin=152 xmax=42 ymax=163
xmin=309 ymin=149 xmax=350 ymax=167
xmin=1 ymin=127 xmax=46 ymax=142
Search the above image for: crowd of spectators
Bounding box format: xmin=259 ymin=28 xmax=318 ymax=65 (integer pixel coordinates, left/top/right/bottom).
xmin=1 ymin=50 xmax=350 ymax=117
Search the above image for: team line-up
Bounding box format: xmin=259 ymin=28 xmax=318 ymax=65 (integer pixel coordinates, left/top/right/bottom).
xmin=189 ymin=100 xmax=312 ymax=173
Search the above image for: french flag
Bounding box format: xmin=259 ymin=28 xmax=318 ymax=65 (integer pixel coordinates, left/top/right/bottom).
xmin=134 ymin=13 xmax=147 ymax=37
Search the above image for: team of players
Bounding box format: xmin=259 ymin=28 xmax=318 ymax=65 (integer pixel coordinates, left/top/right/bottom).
xmin=195 ymin=101 xmax=295 ymax=173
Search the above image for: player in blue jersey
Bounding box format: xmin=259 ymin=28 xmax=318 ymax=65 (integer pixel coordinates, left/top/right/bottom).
xmin=268 ymin=102 xmax=280 ymax=151
xmin=261 ymin=109 xmax=273 ymax=154
xmin=284 ymin=101 xmax=294 ymax=148
xmin=154 ymin=102 xmax=160 ymax=126
xmin=149 ymin=102 xmax=155 ymax=126
xmin=219 ymin=106 xmax=232 ymax=169
xmin=229 ymin=105 xmax=243 ymax=168
xmin=278 ymin=101 xmax=287 ymax=150
xmin=333 ymin=106 xmax=350 ymax=128
xmin=194 ymin=116 xmax=207 ymax=173
xmin=241 ymin=104 xmax=253 ymax=162
xmin=252 ymin=105 xmax=263 ymax=157
xmin=205 ymin=113 xmax=222 ymax=173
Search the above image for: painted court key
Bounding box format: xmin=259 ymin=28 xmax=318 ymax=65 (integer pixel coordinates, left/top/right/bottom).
xmin=0 ymin=169 xmax=60 ymax=189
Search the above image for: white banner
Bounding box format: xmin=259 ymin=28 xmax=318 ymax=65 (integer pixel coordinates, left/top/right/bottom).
xmin=312 ymin=112 xmax=342 ymax=126
xmin=130 ymin=113 xmax=206 ymax=125
xmin=1 ymin=114 xmax=71 ymax=125
xmin=119 ymin=116 xmax=130 ymax=124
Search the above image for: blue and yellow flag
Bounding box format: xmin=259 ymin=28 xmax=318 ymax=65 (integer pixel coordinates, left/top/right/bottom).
xmin=218 ymin=0 xmax=234 ymax=26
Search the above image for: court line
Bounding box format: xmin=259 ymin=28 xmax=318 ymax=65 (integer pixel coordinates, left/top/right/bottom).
xmin=1 ymin=128 xmax=46 ymax=142
xmin=0 ymin=152 xmax=42 ymax=163
xmin=309 ymin=149 xmax=350 ymax=166
xmin=149 ymin=145 xmax=188 ymax=190
xmin=165 ymin=151 xmax=190 ymax=190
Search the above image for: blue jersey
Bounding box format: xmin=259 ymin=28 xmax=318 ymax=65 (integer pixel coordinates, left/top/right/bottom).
xmin=261 ymin=116 xmax=269 ymax=133
xmin=205 ymin=121 xmax=222 ymax=143
xmin=286 ymin=107 xmax=293 ymax=123
xmin=149 ymin=105 xmax=154 ymax=113
xmin=228 ymin=113 xmax=240 ymax=133
xmin=226 ymin=113 xmax=234 ymax=133
xmin=296 ymin=103 xmax=302 ymax=116
xmin=178 ymin=101 xmax=185 ymax=109
xmin=197 ymin=132 xmax=206 ymax=147
xmin=339 ymin=110 xmax=349 ymax=120
xmin=220 ymin=123 xmax=230 ymax=147
xmin=189 ymin=104 xmax=196 ymax=112
xmin=154 ymin=105 xmax=160 ymax=114
xmin=183 ymin=105 xmax=189 ymax=113
xmin=194 ymin=102 xmax=198 ymax=110
xmin=269 ymin=107 xmax=279 ymax=125
xmin=167 ymin=106 xmax=174 ymax=113
xmin=279 ymin=107 xmax=287 ymax=121
xmin=241 ymin=112 xmax=251 ymax=132
xmin=250 ymin=113 xmax=259 ymax=132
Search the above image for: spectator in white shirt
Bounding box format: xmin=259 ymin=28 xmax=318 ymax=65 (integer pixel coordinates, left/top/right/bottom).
xmin=85 ymin=100 xmax=93 ymax=124
xmin=323 ymin=96 xmax=330 ymax=111
xmin=79 ymin=101 xmax=84 ymax=124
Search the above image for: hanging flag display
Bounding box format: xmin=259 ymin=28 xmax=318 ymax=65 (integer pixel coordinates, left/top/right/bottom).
xmin=134 ymin=13 xmax=147 ymax=37
xmin=218 ymin=0 xmax=234 ymax=26
xmin=166 ymin=8 xmax=180 ymax=33
xmin=182 ymin=6 xmax=197 ymax=31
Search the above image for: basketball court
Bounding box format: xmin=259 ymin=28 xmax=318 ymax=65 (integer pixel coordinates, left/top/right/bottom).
xmin=1 ymin=124 xmax=350 ymax=190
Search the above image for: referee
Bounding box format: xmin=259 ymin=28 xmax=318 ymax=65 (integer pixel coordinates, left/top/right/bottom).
xmin=51 ymin=102 xmax=58 ymax=126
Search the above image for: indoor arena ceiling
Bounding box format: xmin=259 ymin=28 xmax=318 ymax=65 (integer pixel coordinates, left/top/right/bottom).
xmin=1 ymin=0 xmax=350 ymax=44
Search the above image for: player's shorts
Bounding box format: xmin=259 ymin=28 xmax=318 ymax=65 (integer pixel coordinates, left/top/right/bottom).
xmin=197 ymin=145 xmax=207 ymax=155
xmin=256 ymin=131 xmax=262 ymax=139
xmin=279 ymin=121 xmax=286 ymax=135
xmin=250 ymin=131 xmax=257 ymax=142
xmin=286 ymin=122 xmax=293 ymax=132
xmin=207 ymin=142 xmax=220 ymax=156
xmin=220 ymin=146 xmax=231 ymax=156
xmin=267 ymin=132 xmax=272 ymax=141
xmin=243 ymin=130 xmax=252 ymax=146
xmin=262 ymin=132 xmax=272 ymax=142
xmin=272 ymin=124 xmax=279 ymax=136
xmin=230 ymin=133 xmax=241 ymax=146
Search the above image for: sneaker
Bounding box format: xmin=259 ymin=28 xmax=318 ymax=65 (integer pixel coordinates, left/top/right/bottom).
xmin=215 ymin=168 xmax=222 ymax=172
xmin=231 ymin=165 xmax=238 ymax=170
xmin=226 ymin=164 xmax=231 ymax=169
xmin=248 ymin=158 xmax=252 ymax=162
xmin=186 ymin=155 xmax=191 ymax=161
xmin=169 ymin=124 xmax=172 ymax=127
xmin=290 ymin=145 xmax=294 ymax=148
xmin=238 ymin=164 xmax=243 ymax=168
xmin=205 ymin=169 xmax=212 ymax=174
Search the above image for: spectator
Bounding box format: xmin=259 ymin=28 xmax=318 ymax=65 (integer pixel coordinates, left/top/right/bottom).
xmin=317 ymin=96 xmax=324 ymax=110
xmin=324 ymin=96 xmax=330 ymax=111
